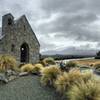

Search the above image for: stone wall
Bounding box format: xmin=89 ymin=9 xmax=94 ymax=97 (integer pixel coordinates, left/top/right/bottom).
xmin=0 ymin=13 xmax=40 ymax=64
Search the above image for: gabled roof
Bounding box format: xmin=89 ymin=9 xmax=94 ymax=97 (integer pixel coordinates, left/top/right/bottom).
xmin=15 ymin=15 xmax=40 ymax=47
xmin=0 ymin=14 xmax=40 ymax=47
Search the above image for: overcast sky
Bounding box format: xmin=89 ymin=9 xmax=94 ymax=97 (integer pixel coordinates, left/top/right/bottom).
xmin=0 ymin=0 xmax=100 ymax=55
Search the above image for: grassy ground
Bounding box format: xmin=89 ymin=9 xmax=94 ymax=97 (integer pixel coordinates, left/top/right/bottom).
xmin=73 ymin=59 xmax=100 ymax=66
xmin=0 ymin=75 xmax=65 ymax=100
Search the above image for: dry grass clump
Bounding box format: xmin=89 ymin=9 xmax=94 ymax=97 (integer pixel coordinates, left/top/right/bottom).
xmin=94 ymin=64 xmax=100 ymax=71
xmin=0 ymin=55 xmax=17 ymax=72
xmin=55 ymin=71 xmax=82 ymax=94
xmin=66 ymin=61 xmax=77 ymax=68
xmin=21 ymin=64 xmax=34 ymax=73
xmin=67 ymin=80 xmax=100 ymax=100
xmin=42 ymin=57 xmax=55 ymax=66
xmin=94 ymin=63 xmax=100 ymax=68
xmin=54 ymin=72 xmax=69 ymax=93
xmin=68 ymin=71 xmax=82 ymax=84
xmin=61 ymin=61 xmax=77 ymax=72
xmin=81 ymin=72 xmax=93 ymax=82
xmin=32 ymin=63 xmax=44 ymax=74
xmin=41 ymin=65 xmax=61 ymax=86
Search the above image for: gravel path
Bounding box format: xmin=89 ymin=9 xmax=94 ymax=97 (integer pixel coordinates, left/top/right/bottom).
xmin=0 ymin=75 xmax=65 ymax=100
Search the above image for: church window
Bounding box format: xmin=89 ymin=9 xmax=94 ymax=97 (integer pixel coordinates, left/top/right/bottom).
xmin=11 ymin=44 xmax=15 ymax=52
xmin=8 ymin=18 xmax=12 ymax=25
xmin=24 ymin=25 xmax=25 ymax=31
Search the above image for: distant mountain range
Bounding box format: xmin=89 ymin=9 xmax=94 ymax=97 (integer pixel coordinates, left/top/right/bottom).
xmin=41 ymin=47 xmax=98 ymax=56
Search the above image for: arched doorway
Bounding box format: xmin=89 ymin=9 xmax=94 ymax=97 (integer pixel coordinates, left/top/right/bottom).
xmin=20 ymin=43 xmax=29 ymax=63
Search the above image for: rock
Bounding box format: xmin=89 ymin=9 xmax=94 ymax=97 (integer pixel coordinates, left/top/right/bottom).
xmin=8 ymin=76 xmax=17 ymax=81
xmin=19 ymin=72 xmax=29 ymax=77
xmin=0 ymin=73 xmax=8 ymax=83
xmin=5 ymin=70 xmax=18 ymax=77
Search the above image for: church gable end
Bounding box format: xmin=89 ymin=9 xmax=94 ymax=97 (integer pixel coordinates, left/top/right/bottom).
xmin=0 ymin=13 xmax=40 ymax=63
xmin=15 ymin=15 xmax=40 ymax=48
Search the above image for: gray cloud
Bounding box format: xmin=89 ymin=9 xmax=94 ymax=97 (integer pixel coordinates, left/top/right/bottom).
xmin=0 ymin=0 xmax=100 ymax=54
xmin=41 ymin=0 xmax=86 ymax=14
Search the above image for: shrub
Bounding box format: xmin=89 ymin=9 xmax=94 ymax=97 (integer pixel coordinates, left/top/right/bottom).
xmin=81 ymin=73 xmax=93 ymax=82
xmin=60 ymin=61 xmax=77 ymax=72
xmin=94 ymin=64 xmax=100 ymax=68
xmin=41 ymin=65 xmax=61 ymax=86
xmin=32 ymin=63 xmax=44 ymax=74
xmin=93 ymin=64 xmax=100 ymax=75
xmin=55 ymin=72 xmax=69 ymax=93
xmin=69 ymin=68 xmax=80 ymax=73
xmin=68 ymin=71 xmax=82 ymax=84
xmin=21 ymin=64 xmax=34 ymax=73
xmin=96 ymin=67 xmax=100 ymax=71
xmin=0 ymin=55 xmax=17 ymax=71
xmin=66 ymin=61 xmax=77 ymax=68
xmin=55 ymin=71 xmax=82 ymax=94
xmin=94 ymin=64 xmax=100 ymax=71
xmin=67 ymin=80 xmax=100 ymax=100
xmin=42 ymin=57 xmax=55 ymax=66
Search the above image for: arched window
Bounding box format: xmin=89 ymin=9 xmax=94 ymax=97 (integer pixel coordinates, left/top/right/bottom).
xmin=24 ymin=25 xmax=25 ymax=31
xmin=20 ymin=43 xmax=29 ymax=62
xmin=8 ymin=18 xmax=12 ymax=25
xmin=11 ymin=44 xmax=15 ymax=52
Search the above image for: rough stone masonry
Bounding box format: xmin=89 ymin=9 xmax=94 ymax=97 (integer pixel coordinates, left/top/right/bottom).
xmin=0 ymin=13 xmax=40 ymax=63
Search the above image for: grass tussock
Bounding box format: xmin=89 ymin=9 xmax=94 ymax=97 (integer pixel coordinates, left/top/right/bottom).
xmin=94 ymin=64 xmax=100 ymax=71
xmin=81 ymin=72 xmax=93 ymax=82
xmin=66 ymin=61 xmax=77 ymax=68
xmin=55 ymin=71 xmax=82 ymax=94
xmin=67 ymin=80 xmax=100 ymax=100
xmin=60 ymin=61 xmax=77 ymax=72
xmin=21 ymin=64 xmax=34 ymax=73
xmin=68 ymin=71 xmax=82 ymax=84
xmin=0 ymin=55 xmax=17 ymax=72
xmin=42 ymin=57 xmax=55 ymax=66
xmin=32 ymin=63 xmax=44 ymax=74
xmin=41 ymin=65 xmax=61 ymax=86
xmin=54 ymin=72 xmax=69 ymax=93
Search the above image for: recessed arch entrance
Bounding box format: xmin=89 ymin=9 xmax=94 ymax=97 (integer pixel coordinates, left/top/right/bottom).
xmin=20 ymin=43 xmax=29 ymax=63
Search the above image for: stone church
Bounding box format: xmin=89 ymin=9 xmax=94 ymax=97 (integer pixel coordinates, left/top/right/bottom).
xmin=0 ymin=13 xmax=40 ymax=63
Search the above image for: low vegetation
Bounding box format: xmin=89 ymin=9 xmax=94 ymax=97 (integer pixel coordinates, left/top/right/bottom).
xmin=32 ymin=63 xmax=44 ymax=74
xmin=81 ymin=72 xmax=93 ymax=82
xmin=94 ymin=64 xmax=100 ymax=74
xmin=41 ymin=65 xmax=61 ymax=86
xmin=42 ymin=57 xmax=56 ymax=66
xmin=20 ymin=64 xmax=34 ymax=73
xmin=54 ymin=71 xmax=82 ymax=94
xmin=0 ymin=55 xmax=17 ymax=72
xmin=54 ymin=72 xmax=69 ymax=94
xmin=0 ymin=54 xmax=99 ymax=100
xmin=73 ymin=59 xmax=100 ymax=66
xmin=66 ymin=61 xmax=77 ymax=68
xmin=67 ymin=80 xmax=100 ymax=100
xmin=39 ymin=58 xmax=100 ymax=100
xmin=60 ymin=61 xmax=77 ymax=72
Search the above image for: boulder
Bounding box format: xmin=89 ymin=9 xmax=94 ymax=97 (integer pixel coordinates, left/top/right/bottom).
xmin=0 ymin=73 xmax=8 ymax=83
xmin=19 ymin=72 xmax=29 ymax=77
xmin=5 ymin=69 xmax=18 ymax=77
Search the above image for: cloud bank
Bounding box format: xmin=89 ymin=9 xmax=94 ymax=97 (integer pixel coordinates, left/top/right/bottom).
xmin=0 ymin=0 xmax=100 ymax=55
